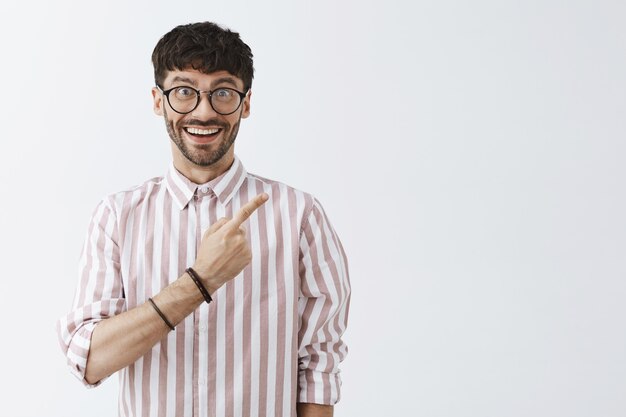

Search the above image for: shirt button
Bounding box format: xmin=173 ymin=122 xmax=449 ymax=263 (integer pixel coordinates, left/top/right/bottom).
xmin=198 ymin=378 xmax=207 ymax=386
xmin=199 ymin=324 xmax=208 ymax=333
xmin=200 ymin=186 xmax=209 ymax=193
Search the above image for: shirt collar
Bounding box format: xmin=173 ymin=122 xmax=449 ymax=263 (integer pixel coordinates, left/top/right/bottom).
xmin=164 ymin=156 xmax=248 ymax=210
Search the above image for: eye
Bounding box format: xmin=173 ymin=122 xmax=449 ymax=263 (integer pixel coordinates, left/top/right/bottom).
xmin=213 ymin=88 xmax=234 ymax=101
xmin=174 ymin=87 xmax=196 ymax=100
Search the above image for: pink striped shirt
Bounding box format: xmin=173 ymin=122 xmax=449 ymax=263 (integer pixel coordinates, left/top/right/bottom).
xmin=56 ymin=156 xmax=350 ymax=417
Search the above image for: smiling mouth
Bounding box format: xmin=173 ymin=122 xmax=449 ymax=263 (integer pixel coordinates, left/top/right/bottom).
xmin=184 ymin=126 xmax=222 ymax=137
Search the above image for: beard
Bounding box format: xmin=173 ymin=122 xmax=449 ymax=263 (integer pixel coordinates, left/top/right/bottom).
xmin=163 ymin=108 xmax=241 ymax=167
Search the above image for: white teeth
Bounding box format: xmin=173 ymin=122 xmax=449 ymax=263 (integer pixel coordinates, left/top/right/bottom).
xmin=186 ymin=127 xmax=219 ymax=135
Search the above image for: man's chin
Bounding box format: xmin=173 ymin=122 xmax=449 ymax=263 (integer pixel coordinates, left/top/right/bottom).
xmin=182 ymin=144 xmax=234 ymax=168
xmin=184 ymin=152 xmax=223 ymax=167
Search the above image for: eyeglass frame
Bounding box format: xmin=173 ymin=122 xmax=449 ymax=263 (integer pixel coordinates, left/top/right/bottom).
xmin=156 ymin=84 xmax=249 ymax=116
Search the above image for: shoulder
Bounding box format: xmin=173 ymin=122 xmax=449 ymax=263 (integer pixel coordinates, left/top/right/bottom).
xmin=97 ymin=175 xmax=166 ymax=218
xmin=244 ymin=172 xmax=318 ymax=214
xmin=242 ymin=172 xmax=337 ymax=238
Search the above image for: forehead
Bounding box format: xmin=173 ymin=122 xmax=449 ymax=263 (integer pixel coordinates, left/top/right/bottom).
xmin=163 ymin=69 xmax=244 ymax=90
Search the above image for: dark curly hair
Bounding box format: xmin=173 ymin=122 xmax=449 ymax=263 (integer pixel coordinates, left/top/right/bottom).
xmin=151 ymin=22 xmax=254 ymax=90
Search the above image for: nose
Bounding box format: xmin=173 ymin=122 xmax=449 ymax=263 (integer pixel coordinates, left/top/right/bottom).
xmin=191 ymin=92 xmax=218 ymax=118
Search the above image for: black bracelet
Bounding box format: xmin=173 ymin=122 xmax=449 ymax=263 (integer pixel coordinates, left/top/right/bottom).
xmin=186 ymin=267 xmax=213 ymax=304
xmin=147 ymin=298 xmax=175 ymax=331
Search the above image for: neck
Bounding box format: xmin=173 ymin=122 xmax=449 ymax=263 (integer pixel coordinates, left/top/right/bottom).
xmin=172 ymin=147 xmax=235 ymax=184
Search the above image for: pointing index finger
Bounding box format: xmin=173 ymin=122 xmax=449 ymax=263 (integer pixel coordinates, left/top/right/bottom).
xmin=228 ymin=193 xmax=269 ymax=228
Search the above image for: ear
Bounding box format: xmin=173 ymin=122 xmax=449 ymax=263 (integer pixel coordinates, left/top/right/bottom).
xmin=152 ymin=87 xmax=164 ymax=116
xmin=241 ymin=90 xmax=252 ymax=119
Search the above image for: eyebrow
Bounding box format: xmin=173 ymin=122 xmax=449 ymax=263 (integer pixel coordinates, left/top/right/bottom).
xmin=170 ymin=76 xmax=198 ymax=87
xmin=211 ymin=77 xmax=240 ymax=89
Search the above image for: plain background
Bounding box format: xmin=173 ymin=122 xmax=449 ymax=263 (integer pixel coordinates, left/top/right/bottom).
xmin=1 ymin=0 xmax=625 ymax=416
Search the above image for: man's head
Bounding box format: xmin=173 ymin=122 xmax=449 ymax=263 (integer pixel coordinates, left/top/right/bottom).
xmin=151 ymin=22 xmax=254 ymax=172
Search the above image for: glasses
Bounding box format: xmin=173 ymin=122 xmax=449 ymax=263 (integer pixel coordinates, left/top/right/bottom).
xmin=157 ymin=85 xmax=248 ymax=115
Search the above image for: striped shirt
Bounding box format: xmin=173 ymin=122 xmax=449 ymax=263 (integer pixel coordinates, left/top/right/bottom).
xmin=56 ymin=156 xmax=350 ymax=417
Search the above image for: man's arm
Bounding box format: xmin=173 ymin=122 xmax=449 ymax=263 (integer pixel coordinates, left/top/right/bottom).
xmin=297 ymin=403 xmax=333 ymax=417
xmin=84 ymin=271 xmax=203 ymax=384
xmin=297 ymin=197 xmax=351 ymax=408
xmin=61 ymin=193 xmax=268 ymax=385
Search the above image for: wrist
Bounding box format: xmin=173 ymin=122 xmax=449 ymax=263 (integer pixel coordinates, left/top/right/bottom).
xmin=171 ymin=273 xmax=205 ymax=306
xmin=185 ymin=267 xmax=214 ymax=303
xmin=190 ymin=264 xmax=220 ymax=295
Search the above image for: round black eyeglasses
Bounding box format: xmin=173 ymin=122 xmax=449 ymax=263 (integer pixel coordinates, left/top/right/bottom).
xmin=156 ymin=85 xmax=248 ymax=115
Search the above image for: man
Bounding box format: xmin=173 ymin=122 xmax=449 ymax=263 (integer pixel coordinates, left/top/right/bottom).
xmin=57 ymin=22 xmax=350 ymax=417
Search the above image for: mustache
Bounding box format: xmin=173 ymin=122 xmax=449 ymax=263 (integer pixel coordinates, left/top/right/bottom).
xmin=178 ymin=118 xmax=228 ymax=128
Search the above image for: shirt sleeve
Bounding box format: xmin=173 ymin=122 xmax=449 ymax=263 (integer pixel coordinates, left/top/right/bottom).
xmin=56 ymin=198 xmax=126 ymax=387
xmin=297 ymin=197 xmax=351 ymax=405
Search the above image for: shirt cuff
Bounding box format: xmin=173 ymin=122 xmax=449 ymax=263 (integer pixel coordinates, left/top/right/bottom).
xmin=65 ymin=321 xmax=106 ymax=388
xmin=297 ymin=368 xmax=342 ymax=405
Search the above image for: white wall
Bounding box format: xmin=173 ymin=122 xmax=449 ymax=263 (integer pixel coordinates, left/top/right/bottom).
xmin=1 ymin=0 xmax=625 ymax=416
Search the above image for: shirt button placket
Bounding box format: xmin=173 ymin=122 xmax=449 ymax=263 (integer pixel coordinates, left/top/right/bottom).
xmin=192 ymin=190 xmax=203 ymax=415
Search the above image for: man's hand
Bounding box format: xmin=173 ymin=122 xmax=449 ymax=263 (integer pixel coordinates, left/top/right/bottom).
xmin=192 ymin=192 xmax=269 ymax=293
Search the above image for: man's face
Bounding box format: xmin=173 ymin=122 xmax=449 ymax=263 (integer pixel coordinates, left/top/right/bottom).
xmin=152 ymin=69 xmax=251 ymax=167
